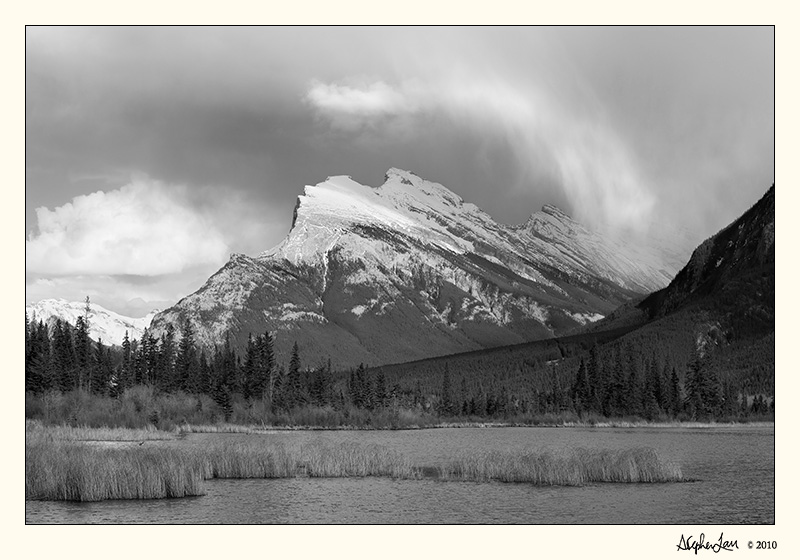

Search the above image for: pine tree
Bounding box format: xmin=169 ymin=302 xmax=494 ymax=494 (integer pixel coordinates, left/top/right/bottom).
xmin=413 ymin=379 xmax=424 ymax=409
xmin=24 ymin=315 xmax=36 ymax=392
xmin=242 ymin=334 xmax=258 ymax=401
xmin=25 ymin=311 xmax=30 ymax=357
xmin=571 ymin=358 xmax=590 ymax=413
xmin=211 ymin=335 xmax=237 ymax=420
xmin=657 ymin=360 xmax=671 ymax=412
xmin=196 ymin=350 xmax=213 ymax=396
xmin=74 ymin=315 xmax=91 ymax=391
xmin=53 ymin=319 xmax=76 ymax=391
xmin=176 ymin=318 xmax=198 ymax=392
xmin=438 ymin=365 xmax=454 ymax=416
xmin=146 ymin=331 xmax=159 ymax=386
xmin=158 ymin=324 xmax=176 ymax=391
xmin=260 ymin=331 xmax=275 ymax=402
xmin=603 ymin=345 xmax=627 ymax=417
xmin=639 ymin=357 xmax=656 ymax=419
xmin=26 ymin=318 xmax=52 ymax=394
xmin=272 ymin=365 xmax=287 ymax=412
xmin=311 ymin=362 xmax=332 ymax=407
xmin=374 ymin=372 xmax=388 ymax=409
xmin=497 ymin=385 xmax=510 ymax=417
xmin=119 ymin=331 xmax=133 ymax=393
xmin=721 ymin=381 xmax=737 ymax=417
xmin=685 ymin=352 xmax=706 ymax=419
xmin=284 ymin=341 xmax=305 ymax=409
xmin=587 ymin=343 xmax=604 ymax=413
xmin=624 ymin=351 xmax=643 ymax=417
xmin=363 ymin=369 xmax=375 ymax=411
xmin=133 ymin=331 xmax=147 ymax=386
xmin=703 ymin=362 xmax=723 ymax=417
xmin=670 ymin=367 xmax=682 ymax=416
xmin=91 ymin=338 xmax=113 ymax=395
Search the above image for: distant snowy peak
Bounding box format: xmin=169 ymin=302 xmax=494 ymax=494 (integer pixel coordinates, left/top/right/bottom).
xmin=25 ymin=299 xmax=156 ymax=346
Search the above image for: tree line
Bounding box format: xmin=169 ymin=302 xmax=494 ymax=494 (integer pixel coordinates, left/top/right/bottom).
xmin=25 ymin=302 xmax=773 ymax=424
xmin=25 ymin=304 xmax=397 ymax=421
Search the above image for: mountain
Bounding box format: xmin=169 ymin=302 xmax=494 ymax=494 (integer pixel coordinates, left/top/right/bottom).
xmin=371 ymin=184 xmax=775 ymax=402
xmin=639 ymin=185 xmax=774 ymax=321
xmin=578 ymin=184 xmax=775 ymax=392
xmin=25 ymin=299 xmax=157 ymax=346
xmin=597 ymin=185 xmax=775 ymax=334
xmin=149 ymin=169 xmax=688 ymax=367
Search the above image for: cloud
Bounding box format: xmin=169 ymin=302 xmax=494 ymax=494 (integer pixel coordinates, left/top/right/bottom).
xmin=306 ymin=77 xmax=656 ymax=232
xmin=25 ymin=26 xmax=772 ymax=279
xmin=305 ymin=79 xmax=428 ymax=133
xmin=26 ymin=180 xmax=229 ymax=276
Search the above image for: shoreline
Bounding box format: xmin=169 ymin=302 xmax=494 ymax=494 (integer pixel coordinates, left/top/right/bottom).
xmin=175 ymin=419 xmax=775 ymax=434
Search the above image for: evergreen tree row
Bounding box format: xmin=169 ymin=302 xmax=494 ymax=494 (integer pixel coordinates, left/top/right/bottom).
xmin=25 ymin=307 xmax=773 ymax=422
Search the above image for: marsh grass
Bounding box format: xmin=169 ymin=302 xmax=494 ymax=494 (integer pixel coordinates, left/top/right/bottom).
xmin=26 ymin=427 xmax=422 ymax=501
xmin=439 ymin=447 xmax=683 ymax=485
xmin=26 ymin=432 xmax=204 ymax=501
xmin=26 ymin=419 xmax=177 ymax=441
xmin=301 ymin=441 xmax=420 ymax=479
xmin=27 ymin=421 xmax=685 ymax=501
xmin=198 ymin=440 xmax=296 ymax=479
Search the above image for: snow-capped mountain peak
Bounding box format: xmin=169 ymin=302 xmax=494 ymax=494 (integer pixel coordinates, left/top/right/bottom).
xmin=25 ymin=299 xmax=156 ymax=346
xmin=262 ymin=171 xmax=480 ymax=267
xmin=151 ymin=169 xmax=691 ymax=367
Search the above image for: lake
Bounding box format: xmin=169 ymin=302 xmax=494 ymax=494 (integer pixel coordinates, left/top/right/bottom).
xmin=25 ymin=424 xmax=774 ymax=524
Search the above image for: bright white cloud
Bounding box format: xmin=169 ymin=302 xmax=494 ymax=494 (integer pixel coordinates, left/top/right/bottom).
xmin=26 ymin=180 xmax=229 ymax=276
xmin=306 ymin=77 xmax=656 ymax=232
xmin=305 ymin=79 xmax=427 ymax=132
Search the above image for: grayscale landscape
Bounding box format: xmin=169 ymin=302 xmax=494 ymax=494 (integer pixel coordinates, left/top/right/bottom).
xmin=25 ymin=26 xmax=774 ymax=526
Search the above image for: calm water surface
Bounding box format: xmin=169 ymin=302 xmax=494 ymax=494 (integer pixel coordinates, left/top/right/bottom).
xmin=26 ymin=425 xmax=774 ymax=524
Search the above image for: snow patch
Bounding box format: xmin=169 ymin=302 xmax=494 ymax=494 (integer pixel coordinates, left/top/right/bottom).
xmin=351 ymin=305 xmax=367 ymax=317
xmin=566 ymin=311 xmax=605 ymax=325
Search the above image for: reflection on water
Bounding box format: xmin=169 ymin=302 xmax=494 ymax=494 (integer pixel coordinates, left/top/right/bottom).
xmin=26 ymin=425 xmax=774 ymax=524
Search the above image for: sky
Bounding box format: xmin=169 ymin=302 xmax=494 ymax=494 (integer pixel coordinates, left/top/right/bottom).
xmin=25 ymin=26 xmax=775 ymax=317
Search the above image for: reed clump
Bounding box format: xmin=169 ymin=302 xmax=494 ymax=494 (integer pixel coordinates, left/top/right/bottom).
xmin=300 ymin=440 xmax=420 ymax=479
xmin=26 ymin=435 xmax=205 ymax=501
xmin=198 ymin=439 xmax=296 ymax=479
xmin=439 ymin=447 xmax=683 ymax=485
xmin=26 ymin=427 xmax=422 ymax=501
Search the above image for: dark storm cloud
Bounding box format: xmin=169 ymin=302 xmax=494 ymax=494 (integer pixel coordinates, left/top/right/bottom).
xmin=26 ymin=26 xmax=774 ymax=312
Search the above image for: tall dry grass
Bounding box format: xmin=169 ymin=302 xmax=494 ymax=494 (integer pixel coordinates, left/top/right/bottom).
xmin=440 ymin=447 xmax=683 ymax=485
xmin=26 ymin=426 xmax=423 ymax=501
xmin=301 ymin=441 xmax=419 ymax=479
xmin=197 ymin=439 xmax=296 ymax=479
xmin=25 ymin=429 xmax=204 ymax=501
xmin=27 ymin=420 xmax=686 ymax=502
xmin=25 ymin=419 xmax=177 ymax=441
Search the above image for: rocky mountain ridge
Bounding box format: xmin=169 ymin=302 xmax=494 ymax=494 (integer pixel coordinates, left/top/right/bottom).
xmin=149 ymin=169 xmax=690 ymax=367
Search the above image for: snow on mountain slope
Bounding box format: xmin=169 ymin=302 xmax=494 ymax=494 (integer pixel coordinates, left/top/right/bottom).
xmin=519 ymin=205 xmax=679 ymax=293
xmin=266 ymin=169 xmax=682 ymax=292
xmin=150 ymin=169 xmax=687 ymax=367
xmin=26 ymin=299 xmax=156 ymax=346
